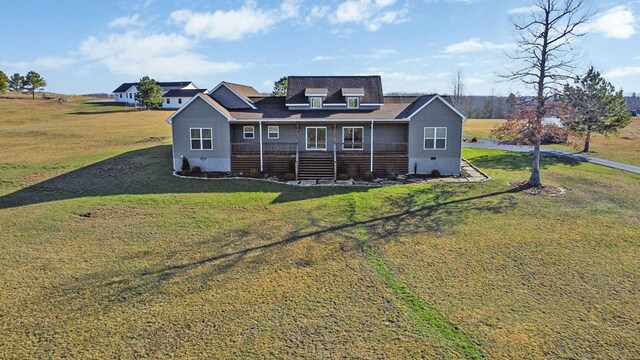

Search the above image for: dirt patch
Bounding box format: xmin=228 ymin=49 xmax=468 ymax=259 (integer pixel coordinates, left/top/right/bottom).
xmin=135 ymin=136 xmax=168 ymax=144
xmin=508 ymin=180 xmax=566 ymax=197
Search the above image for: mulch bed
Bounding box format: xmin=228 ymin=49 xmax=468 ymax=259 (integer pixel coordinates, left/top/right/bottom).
xmin=508 ymin=180 xmax=566 ymax=197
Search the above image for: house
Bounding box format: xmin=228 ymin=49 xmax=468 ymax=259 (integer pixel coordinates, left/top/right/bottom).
xmin=113 ymin=81 xmax=199 ymax=106
xmin=166 ymin=76 xmax=466 ymax=179
xmin=162 ymin=89 xmax=207 ymax=109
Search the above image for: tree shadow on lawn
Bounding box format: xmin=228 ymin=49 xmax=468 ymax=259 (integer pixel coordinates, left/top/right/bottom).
xmin=57 ymin=185 xmax=520 ymax=308
xmin=0 ymin=145 xmax=369 ymax=210
xmin=470 ymin=152 xmax=581 ymax=171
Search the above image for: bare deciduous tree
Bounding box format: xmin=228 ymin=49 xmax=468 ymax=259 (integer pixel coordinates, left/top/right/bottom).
xmin=450 ymin=69 xmax=465 ymax=113
xmin=502 ymin=0 xmax=589 ymax=187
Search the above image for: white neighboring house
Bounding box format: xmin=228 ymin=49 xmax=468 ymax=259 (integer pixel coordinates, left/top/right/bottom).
xmin=162 ymin=89 xmax=207 ymax=109
xmin=113 ymin=81 xmax=200 ymax=105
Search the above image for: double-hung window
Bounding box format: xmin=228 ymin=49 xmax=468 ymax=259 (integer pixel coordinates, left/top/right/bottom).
xmin=178 ymin=98 xmax=182 ymax=104
xmin=190 ymin=128 xmax=213 ymax=150
xmin=268 ymin=126 xmax=279 ymax=139
xmin=310 ymin=97 xmax=323 ymax=108
xmin=424 ymin=127 xmax=447 ymax=150
xmin=166 ymin=98 xmax=170 ymax=104
xmin=343 ymin=127 xmax=364 ymax=150
xmin=243 ymin=126 xmax=255 ymax=139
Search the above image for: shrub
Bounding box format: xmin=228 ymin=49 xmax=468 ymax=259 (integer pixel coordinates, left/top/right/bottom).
xmin=364 ymin=171 xmax=374 ymax=182
xmin=287 ymin=159 xmax=296 ymax=174
xmin=470 ymin=137 xmax=479 ymax=143
xmin=191 ymin=166 xmax=201 ymax=174
xmin=283 ymin=173 xmax=296 ymax=181
xmin=337 ymin=161 xmax=348 ymax=175
xmin=386 ymin=173 xmax=397 ymax=181
xmin=337 ymin=173 xmax=350 ymax=181
xmin=181 ymin=157 xmax=190 ymax=172
xmin=431 ymin=169 xmax=441 ymax=178
xmin=541 ymin=124 xmax=568 ymax=144
xmin=249 ymin=168 xmax=261 ymax=178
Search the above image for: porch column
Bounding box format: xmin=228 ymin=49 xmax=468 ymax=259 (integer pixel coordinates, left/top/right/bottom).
xmin=370 ymin=120 xmax=374 ymax=173
xmin=259 ymin=120 xmax=264 ymax=172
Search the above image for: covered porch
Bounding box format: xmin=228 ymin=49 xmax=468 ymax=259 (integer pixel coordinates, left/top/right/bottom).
xmin=230 ymin=122 xmax=409 ymax=179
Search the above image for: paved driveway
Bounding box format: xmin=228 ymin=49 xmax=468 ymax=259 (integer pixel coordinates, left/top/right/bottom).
xmin=464 ymin=139 xmax=640 ymax=175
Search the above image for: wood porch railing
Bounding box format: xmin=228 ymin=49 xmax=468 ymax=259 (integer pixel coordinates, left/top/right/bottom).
xmin=231 ymin=142 xmax=408 ymax=154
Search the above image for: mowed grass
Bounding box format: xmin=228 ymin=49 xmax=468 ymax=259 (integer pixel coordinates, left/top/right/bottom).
xmin=464 ymin=118 xmax=640 ymax=166
xmin=1 ymin=99 xmax=639 ymax=358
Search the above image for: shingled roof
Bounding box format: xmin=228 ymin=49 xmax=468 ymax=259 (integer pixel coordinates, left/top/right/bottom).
xmin=112 ymin=83 xmax=136 ymax=93
xmin=113 ymin=81 xmax=196 ymax=93
xmin=285 ymin=76 xmax=383 ymax=104
xmin=222 ymin=94 xmax=438 ymax=120
xmin=163 ymin=89 xmax=206 ymax=97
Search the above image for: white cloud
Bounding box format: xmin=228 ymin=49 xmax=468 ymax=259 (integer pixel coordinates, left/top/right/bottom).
xmin=109 ymin=14 xmax=143 ymax=28
xmin=443 ymin=38 xmax=515 ymax=53
xmin=312 ymin=55 xmax=341 ymax=61
xmin=370 ymin=49 xmax=397 ymax=58
xmin=366 ymin=68 xmax=449 ymax=82
xmin=171 ymin=1 xmax=297 ymax=41
xmin=397 ymin=57 xmax=425 ymax=65
xmin=279 ymin=0 xmax=300 ymax=18
xmin=80 ymin=31 xmax=243 ymax=78
xmin=305 ymin=5 xmax=331 ymax=23
xmin=328 ymin=0 xmax=408 ymax=31
xmin=507 ymin=5 xmax=541 ymax=15
xmin=0 ymin=56 xmax=77 ymax=71
xmin=604 ymin=66 xmax=640 ymax=78
xmin=466 ymin=77 xmax=486 ymax=85
xmin=588 ymin=6 xmax=636 ymax=39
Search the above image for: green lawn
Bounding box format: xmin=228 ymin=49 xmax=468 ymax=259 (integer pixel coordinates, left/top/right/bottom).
xmin=1 ymin=99 xmax=639 ymax=358
xmin=463 ymin=118 xmax=640 ymax=167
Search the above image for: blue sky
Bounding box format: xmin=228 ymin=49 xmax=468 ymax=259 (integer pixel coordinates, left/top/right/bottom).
xmin=1 ymin=0 xmax=638 ymax=95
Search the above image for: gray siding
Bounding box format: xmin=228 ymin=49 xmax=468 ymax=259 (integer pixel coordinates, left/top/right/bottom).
xmin=210 ymin=86 xmax=251 ymax=109
xmin=229 ymin=123 xmax=408 ymax=152
xmin=231 ymin=124 xmax=298 ymax=144
xmin=171 ymin=97 xmax=231 ymax=171
xmin=408 ymin=99 xmax=463 ymax=175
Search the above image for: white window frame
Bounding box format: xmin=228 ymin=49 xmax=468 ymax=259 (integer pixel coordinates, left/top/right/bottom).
xmin=347 ymin=97 xmax=359 ymax=109
xmin=190 ymin=127 xmax=213 ymax=150
xmin=243 ymin=125 xmax=255 ymax=139
xmin=424 ymin=127 xmax=447 ymax=150
xmin=306 ymin=126 xmax=327 ymax=151
xmin=310 ymin=97 xmax=323 ymax=109
xmin=342 ymin=126 xmax=364 ymax=150
xmin=267 ymin=125 xmax=279 ymax=139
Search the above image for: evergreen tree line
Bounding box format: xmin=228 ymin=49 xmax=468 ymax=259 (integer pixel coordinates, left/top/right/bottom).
xmin=0 ymin=70 xmax=47 ymax=99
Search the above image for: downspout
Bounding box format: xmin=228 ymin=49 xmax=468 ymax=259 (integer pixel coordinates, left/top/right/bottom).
xmin=333 ymin=123 xmax=337 ymax=180
xmin=259 ymin=120 xmax=263 ymax=172
xmin=370 ymin=120 xmax=374 ymax=173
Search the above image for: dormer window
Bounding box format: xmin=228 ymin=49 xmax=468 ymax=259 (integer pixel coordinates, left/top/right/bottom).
xmin=347 ymin=97 xmax=359 ymax=109
xmin=310 ymin=97 xmax=323 ymax=108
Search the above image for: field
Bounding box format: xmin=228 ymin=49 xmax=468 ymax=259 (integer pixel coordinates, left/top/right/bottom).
xmin=463 ymin=118 xmax=640 ymax=166
xmin=1 ymin=98 xmax=639 ymax=358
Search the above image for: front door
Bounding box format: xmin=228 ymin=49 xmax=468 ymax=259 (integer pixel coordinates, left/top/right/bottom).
xmin=306 ymin=127 xmax=327 ymax=150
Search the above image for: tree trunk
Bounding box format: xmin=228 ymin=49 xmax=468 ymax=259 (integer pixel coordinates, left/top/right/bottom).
xmin=583 ymin=126 xmax=592 ymax=153
xmin=528 ymin=139 xmax=542 ymax=187
xmin=32 ymin=91 xmax=35 ymax=99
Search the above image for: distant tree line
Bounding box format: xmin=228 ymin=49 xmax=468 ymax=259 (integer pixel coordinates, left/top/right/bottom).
xmin=0 ymin=69 xmax=47 ymax=99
